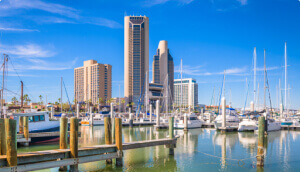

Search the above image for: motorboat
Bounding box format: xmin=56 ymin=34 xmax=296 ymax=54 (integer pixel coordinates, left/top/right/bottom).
xmin=81 ymin=114 xmax=109 ymax=126
xmin=12 ymin=111 xmax=60 ymax=133
xmin=214 ymin=108 xmax=240 ymax=129
xmin=174 ymin=113 xmax=204 ymax=129
xmin=238 ymin=118 xmax=258 ymax=132
xmin=11 ymin=111 xmax=60 ymax=143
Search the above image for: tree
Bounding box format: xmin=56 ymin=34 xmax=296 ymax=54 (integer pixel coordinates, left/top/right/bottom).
xmin=121 ymin=99 xmax=126 ymax=112
xmin=11 ymin=97 xmax=17 ymax=105
xmin=39 ymin=95 xmax=43 ymax=105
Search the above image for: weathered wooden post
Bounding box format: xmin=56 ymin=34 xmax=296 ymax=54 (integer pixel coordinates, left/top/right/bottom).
xmin=70 ymin=117 xmax=79 ymax=171
xmin=19 ymin=116 xmax=24 ymax=134
xmin=5 ymin=118 xmax=17 ymax=167
xmin=60 ymin=116 xmax=68 ymax=149
xmin=104 ymin=117 xmax=112 ymax=164
xmin=169 ymin=117 xmax=174 ymax=155
xmin=150 ymin=104 xmax=152 ymax=123
xmin=0 ymin=118 xmax=6 ymax=155
xmin=23 ymin=116 xmax=29 ymax=141
xmin=184 ymin=114 xmax=188 ymax=133
xmin=257 ymin=116 xmax=265 ymax=167
xmin=111 ymin=103 xmax=115 ymax=144
xmin=222 ymin=97 xmax=226 ymax=128
xmin=77 ymin=104 xmax=80 ymax=118
xmin=115 ymin=118 xmax=123 ymax=166
xmin=59 ymin=115 xmax=68 ymax=171
xmin=129 ymin=113 xmax=133 ymax=128
xmin=156 ymin=100 xmax=160 ymax=128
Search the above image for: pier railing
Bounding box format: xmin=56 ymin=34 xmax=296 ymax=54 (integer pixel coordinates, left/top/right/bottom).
xmin=0 ymin=117 xmax=177 ymax=172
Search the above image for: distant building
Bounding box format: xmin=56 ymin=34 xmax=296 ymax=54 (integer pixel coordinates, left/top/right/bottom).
xmin=174 ymin=78 xmax=198 ymax=109
xmin=152 ymin=40 xmax=174 ymax=110
xmin=124 ymin=16 xmax=149 ymax=107
xmin=74 ymin=60 xmax=112 ymax=104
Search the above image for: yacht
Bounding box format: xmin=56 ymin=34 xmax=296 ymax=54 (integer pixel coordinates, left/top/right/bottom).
xmin=81 ymin=114 xmax=109 ymax=126
xmin=214 ymin=108 xmax=240 ymax=129
xmin=238 ymin=118 xmax=258 ymax=132
xmin=174 ymin=113 xmax=204 ymax=129
xmin=266 ymin=119 xmax=281 ymax=131
xmin=12 ymin=111 xmax=60 ymax=133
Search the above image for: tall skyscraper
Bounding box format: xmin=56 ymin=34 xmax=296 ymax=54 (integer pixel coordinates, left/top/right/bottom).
xmin=74 ymin=60 xmax=112 ymax=105
xmin=124 ymin=16 xmax=149 ymax=106
xmin=174 ymin=78 xmax=198 ymax=109
xmin=152 ymin=40 xmax=174 ymax=108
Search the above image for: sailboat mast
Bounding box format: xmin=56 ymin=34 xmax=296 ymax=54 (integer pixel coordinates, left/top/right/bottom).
xmin=254 ymin=47 xmax=257 ymax=111
xmin=180 ymin=59 xmax=183 ymax=115
xmin=61 ymin=77 xmax=63 ymax=113
xmin=284 ymin=42 xmax=287 ymax=113
xmin=264 ymin=49 xmax=266 ymax=110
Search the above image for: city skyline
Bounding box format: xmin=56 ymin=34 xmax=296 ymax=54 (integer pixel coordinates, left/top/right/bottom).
xmin=0 ymin=0 xmax=299 ymax=109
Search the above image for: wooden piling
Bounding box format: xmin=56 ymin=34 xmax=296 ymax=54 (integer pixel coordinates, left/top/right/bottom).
xmin=59 ymin=117 xmax=68 ymax=149
xmin=19 ymin=116 xmax=24 ymax=134
xmin=115 ymin=118 xmax=123 ymax=166
xmin=59 ymin=116 xmax=68 ymax=171
xmin=70 ymin=117 xmax=79 ymax=171
xmin=257 ymin=116 xmax=265 ymax=167
xmin=169 ymin=117 xmax=174 ymax=155
xmin=23 ymin=116 xmax=29 ymax=141
xmin=5 ymin=118 xmax=17 ymax=167
xmin=0 ymin=118 xmax=6 ymax=155
xmin=184 ymin=115 xmax=188 ymax=133
xmin=104 ymin=117 xmax=112 ymax=164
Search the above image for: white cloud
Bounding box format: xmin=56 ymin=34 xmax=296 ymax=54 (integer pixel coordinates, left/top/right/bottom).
xmin=143 ymin=0 xmax=194 ymax=7
xmin=0 ymin=27 xmax=39 ymax=32
xmin=256 ymin=66 xmax=282 ymax=71
xmin=237 ymin=0 xmax=248 ymax=5
xmin=1 ymin=43 xmax=55 ymax=58
xmin=0 ymin=0 xmax=122 ymax=29
xmin=23 ymin=58 xmax=77 ymax=70
xmin=175 ymin=65 xmax=248 ymax=76
xmin=1 ymin=0 xmax=79 ymax=19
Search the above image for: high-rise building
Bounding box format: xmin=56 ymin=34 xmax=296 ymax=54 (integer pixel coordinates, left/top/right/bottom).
xmin=152 ymin=40 xmax=174 ymax=109
xmin=124 ymin=16 xmax=149 ymax=106
xmin=174 ymin=78 xmax=198 ymax=109
xmin=74 ymin=60 xmax=112 ymax=104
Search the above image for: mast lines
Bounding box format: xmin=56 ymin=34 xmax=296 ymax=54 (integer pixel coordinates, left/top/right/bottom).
xmin=264 ymin=49 xmax=266 ymax=111
xmin=253 ymin=47 xmax=257 ymax=111
xmin=284 ymin=42 xmax=287 ymax=113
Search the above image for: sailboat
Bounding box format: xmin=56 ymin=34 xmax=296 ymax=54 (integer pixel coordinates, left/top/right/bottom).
xmin=238 ymin=48 xmax=258 ymax=132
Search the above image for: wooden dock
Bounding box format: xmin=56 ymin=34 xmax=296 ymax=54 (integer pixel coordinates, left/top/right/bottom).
xmin=281 ymin=125 xmax=300 ymax=130
xmin=0 ymin=138 xmax=177 ymax=172
xmin=218 ymin=127 xmax=238 ymax=133
xmin=0 ymin=117 xmax=177 ymax=171
xmin=16 ymin=132 xmax=81 ymax=146
xmin=202 ymin=123 xmax=214 ymax=128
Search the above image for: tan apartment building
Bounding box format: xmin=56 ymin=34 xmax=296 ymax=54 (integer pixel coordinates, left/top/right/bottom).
xmin=124 ymin=16 xmax=149 ymax=107
xmin=74 ymin=60 xmax=112 ymax=105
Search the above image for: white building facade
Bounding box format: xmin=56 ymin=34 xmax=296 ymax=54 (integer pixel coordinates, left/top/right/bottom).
xmin=174 ymin=78 xmax=198 ymax=109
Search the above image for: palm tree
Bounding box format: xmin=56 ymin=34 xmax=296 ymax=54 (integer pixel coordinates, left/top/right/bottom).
xmin=39 ymin=95 xmax=43 ymax=105
xmin=11 ymin=97 xmax=17 ymax=105
xmin=121 ymin=99 xmax=126 ymax=112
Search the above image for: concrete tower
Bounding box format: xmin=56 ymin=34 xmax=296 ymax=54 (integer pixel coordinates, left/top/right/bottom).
xmin=124 ymin=16 xmax=149 ymax=107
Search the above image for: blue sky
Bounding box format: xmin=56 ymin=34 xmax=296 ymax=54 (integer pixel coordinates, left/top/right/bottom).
xmin=0 ymin=0 xmax=299 ymax=109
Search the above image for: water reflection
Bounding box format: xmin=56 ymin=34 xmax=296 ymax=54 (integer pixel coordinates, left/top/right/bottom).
xmin=16 ymin=126 xmax=300 ymax=171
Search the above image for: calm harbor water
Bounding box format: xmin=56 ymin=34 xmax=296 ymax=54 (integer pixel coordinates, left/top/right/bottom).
xmin=18 ymin=126 xmax=300 ymax=171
